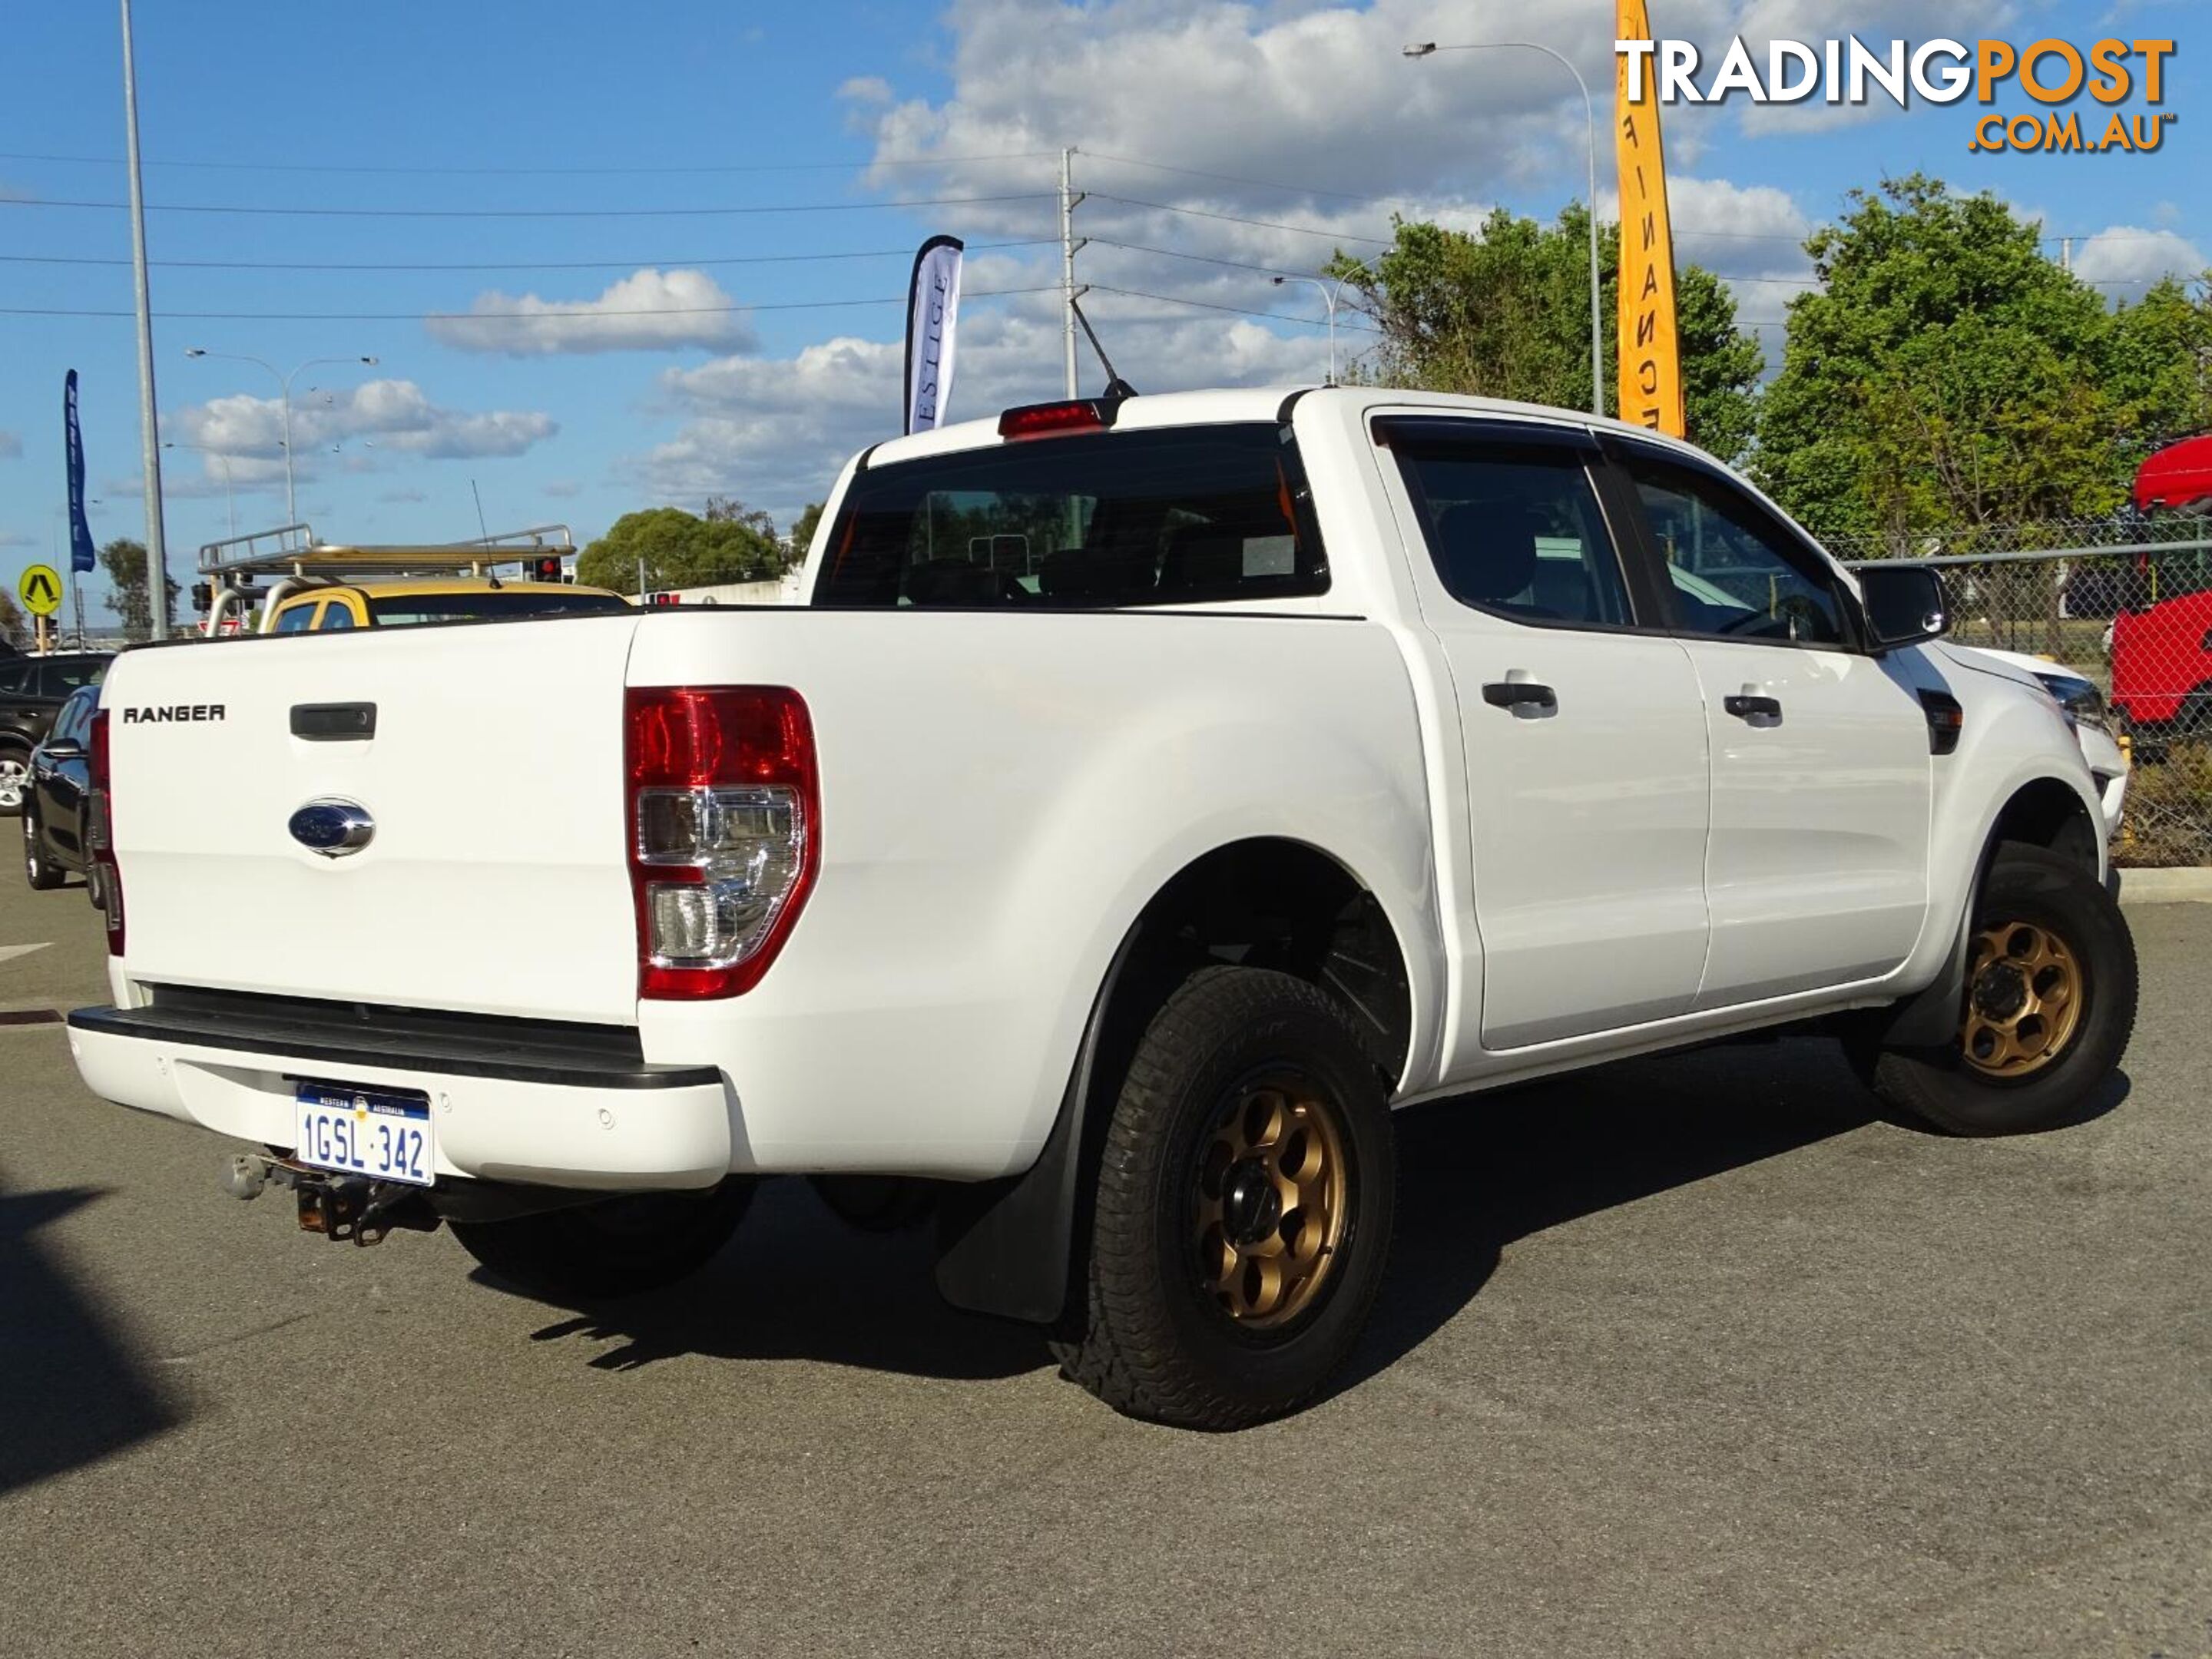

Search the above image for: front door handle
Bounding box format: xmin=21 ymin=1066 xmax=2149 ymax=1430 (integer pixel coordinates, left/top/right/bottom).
xmin=1724 ymin=692 xmax=1783 ymax=720
xmin=1482 ymin=680 xmax=1558 ymax=714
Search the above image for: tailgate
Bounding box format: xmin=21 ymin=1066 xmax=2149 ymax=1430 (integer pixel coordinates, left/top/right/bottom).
xmin=104 ymin=614 xmax=644 ymax=1023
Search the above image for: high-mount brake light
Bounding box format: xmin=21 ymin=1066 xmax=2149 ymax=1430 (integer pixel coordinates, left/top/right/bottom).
xmin=997 ymin=399 xmax=1114 ymax=441
xmin=86 ymin=707 xmax=123 ymax=955
xmin=624 ymin=686 xmax=818 ymax=998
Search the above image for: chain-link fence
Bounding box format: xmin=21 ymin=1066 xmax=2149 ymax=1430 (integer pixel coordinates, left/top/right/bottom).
xmin=1836 ymin=518 xmax=2212 ymax=866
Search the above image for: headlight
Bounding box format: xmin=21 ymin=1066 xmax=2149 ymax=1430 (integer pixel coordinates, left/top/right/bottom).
xmin=2036 ymin=672 xmax=2109 ymax=733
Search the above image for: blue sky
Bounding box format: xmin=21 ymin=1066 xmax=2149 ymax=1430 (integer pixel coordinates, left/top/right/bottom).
xmin=0 ymin=0 xmax=2200 ymax=615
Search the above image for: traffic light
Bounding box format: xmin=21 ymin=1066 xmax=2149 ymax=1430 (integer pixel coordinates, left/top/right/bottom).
xmin=530 ymin=555 xmax=562 ymax=582
xmin=190 ymin=582 xmax=211 ymax=613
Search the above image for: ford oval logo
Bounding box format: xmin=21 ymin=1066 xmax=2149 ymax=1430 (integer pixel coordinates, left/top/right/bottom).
xmin=288 ymin=798 xmax=375 ymax=858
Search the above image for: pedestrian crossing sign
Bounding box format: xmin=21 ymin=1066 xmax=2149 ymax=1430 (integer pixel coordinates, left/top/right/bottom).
xmin=18 ymin=563 xmax=63 ymax=618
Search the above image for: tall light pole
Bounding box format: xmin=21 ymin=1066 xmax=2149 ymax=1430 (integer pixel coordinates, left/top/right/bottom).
xmin=181 ymin=349 xmax=379 ymax=527
xmin=1405 ymin=40 xmax=1607 ymax=419
xmin=119 ymin=0 xmax=169 ymax=638
xmin=1271 ymin=260 xmax=1376 ymax=386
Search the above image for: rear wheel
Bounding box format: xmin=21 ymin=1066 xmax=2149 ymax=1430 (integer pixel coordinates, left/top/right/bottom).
xmin=449 ymin=1177 xmax=755 ymax=1299
xmin=22 ymin=806 xmax=61 ymax=890
xmin=1868 ymin=844 xmax=2136 ymax=1136
xmin=1050 ymin=965 xmax=1396 ymax=1430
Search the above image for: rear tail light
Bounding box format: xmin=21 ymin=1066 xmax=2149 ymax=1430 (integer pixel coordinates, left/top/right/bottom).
xmin=86 ymin=707 xmax=124 ymax=954
xmin=624 ymin=687 xmax=818 ymax=998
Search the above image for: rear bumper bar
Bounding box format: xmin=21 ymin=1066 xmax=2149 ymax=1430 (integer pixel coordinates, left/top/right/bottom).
xmin=68 ymin=1002 xmax=735 ymax=1192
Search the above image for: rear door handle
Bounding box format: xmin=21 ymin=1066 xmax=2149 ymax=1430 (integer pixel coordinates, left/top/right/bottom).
xmin=1724 ymin=693 xmax=1783 ymax=720
xmin=1482 ymin=680 xmax=1557 ymax=714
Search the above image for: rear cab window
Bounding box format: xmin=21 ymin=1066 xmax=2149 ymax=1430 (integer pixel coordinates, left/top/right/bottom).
xmin=813 ymin=423 xmax=1326 ymax=608
xmin=364 ymin=591 xmax=631 ymax=627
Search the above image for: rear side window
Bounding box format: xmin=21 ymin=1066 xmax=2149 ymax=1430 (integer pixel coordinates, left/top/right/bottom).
xmin=814 ymin=423 xmax=1326 ymax=608
xmin=272 ymin=602 xmax=316 ymax=634
xmin=1389 ymin=434 xmax=1632 ymax=628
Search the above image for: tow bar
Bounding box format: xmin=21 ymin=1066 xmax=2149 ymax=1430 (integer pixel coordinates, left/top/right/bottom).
xmin=220 ymin=1152 xmax=442 ymax=1247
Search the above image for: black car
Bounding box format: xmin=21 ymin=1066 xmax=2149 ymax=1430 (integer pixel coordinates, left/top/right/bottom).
xmin=0 ymin=651 xmax=110 ymax=816
xmin=22 ymin=683 xmax=101 ymax=892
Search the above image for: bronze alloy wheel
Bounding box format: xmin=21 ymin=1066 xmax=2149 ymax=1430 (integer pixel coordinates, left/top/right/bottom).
xmin=1960 ymin=919 xmax=2085 ymax=1080
xmin=1194 ymin=1075 xmax=1349 ymax=1328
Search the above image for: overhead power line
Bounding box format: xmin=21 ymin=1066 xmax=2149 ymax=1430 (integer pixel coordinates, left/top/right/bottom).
xmin=0 ymin=191 xmax=1057 ymax=220
xmin=0 ymin=148 xmax=1058 ymax=177
xmin=1086 ymin=192 xmax=1397 ymax=246
xmin=0 ymin=238 xmax=1058 ymax=273
xmin=0 ymin=284 xmax=1060 ymax=323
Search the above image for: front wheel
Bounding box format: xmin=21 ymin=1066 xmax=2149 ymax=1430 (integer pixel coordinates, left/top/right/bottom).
xmin=449 ymin=1177 xmax=756 ymax=1299
xmin=1868 ymin=844 xmax=2137 ymax=1136
xmin=1050 ymin=965 xmax=1396 ymax=1430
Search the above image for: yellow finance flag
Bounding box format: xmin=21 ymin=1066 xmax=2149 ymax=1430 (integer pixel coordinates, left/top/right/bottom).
xmin=1614 ymin=0 xmax=1685 ymax=436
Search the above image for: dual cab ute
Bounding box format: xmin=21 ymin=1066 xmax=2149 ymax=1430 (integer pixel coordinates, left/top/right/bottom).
xmin=67 ymin=388 xmax=2136 ymax=1429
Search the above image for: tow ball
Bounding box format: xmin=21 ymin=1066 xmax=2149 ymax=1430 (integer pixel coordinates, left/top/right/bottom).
xmin=220 ymin=1153 xmax=442 ymax=1247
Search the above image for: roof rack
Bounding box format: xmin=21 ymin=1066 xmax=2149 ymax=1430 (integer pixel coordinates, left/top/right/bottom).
xmin=197 ymin=522 xmax=576 ymax=578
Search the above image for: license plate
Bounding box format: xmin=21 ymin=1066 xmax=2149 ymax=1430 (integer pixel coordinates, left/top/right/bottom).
xmin=293 ymin=1081 xmax=435 ymax=1187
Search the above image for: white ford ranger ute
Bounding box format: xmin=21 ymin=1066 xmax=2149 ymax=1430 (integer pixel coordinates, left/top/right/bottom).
xmin=67 ymin=387 xmax=2137 ymax=1430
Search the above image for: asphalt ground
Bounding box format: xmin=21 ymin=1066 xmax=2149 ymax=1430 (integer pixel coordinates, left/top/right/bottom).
xmin=2 ymin=872 xmax=2207 ymax=1659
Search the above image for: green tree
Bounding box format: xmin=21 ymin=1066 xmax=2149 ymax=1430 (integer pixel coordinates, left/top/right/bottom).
xmin=1754 ymin=174 xmax=2124 ymax=548
xmin=2104 ymin=273 xmax=2212 ymax=469
xmin=99 ymin=536 xmax=178 ymax=641
xmin=576 ymin=504 xmax=790 ymax=594
xmin=1329 ymin=204 xmax=1764 ymax=462
xmin=0 ymin=590 xmax=26 ymax=650
xmin=789 ymin=501 xmax=825 ymax=558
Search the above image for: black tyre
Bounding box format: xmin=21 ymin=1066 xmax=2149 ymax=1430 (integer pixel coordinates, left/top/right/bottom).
xmin=1869 ymin=844 xmax=2136 ymax=1136
xmin=449 ymin=1177 xmax=755 ymax=1299
xmin=22 ymin=807 xmax=63 ymax=891
xmin=1050 ymin=965 xmax=1396 ymax=1430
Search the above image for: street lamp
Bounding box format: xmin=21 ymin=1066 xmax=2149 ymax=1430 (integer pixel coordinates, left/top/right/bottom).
xmin=1271 ymin=260 xmax=1375 ymax=386
xmin=1406 ymin=40 xmax=1606 ymax=419
xmin=180 ymin=349 xmax=379 ymax=527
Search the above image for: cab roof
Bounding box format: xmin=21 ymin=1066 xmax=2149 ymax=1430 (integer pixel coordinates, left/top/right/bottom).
xmin=858 ymin=385 xmax=1720 ymax=471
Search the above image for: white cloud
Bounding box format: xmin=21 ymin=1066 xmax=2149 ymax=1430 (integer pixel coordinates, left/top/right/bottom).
xmin=541 ymin=479 xmax=583 ymax=499
xmin=634 ymin=294 xmax=1338 ymax=521
xmin=0 ymin=431 xmax=21 ymax=460
xmin=0 ymin=529 xmax=35 ymax=548
xmin=2071 ymin=226 xmax=2206 ymax=303
xmin=379 ymin=488 xmax=429 ymax=505
xmin=425 ymin=269 xmax=758 ymax=356
xmin=164 ymin=379 xmax=557 ymax=491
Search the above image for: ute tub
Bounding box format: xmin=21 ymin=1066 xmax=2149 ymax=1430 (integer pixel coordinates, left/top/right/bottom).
xmin=67 ymin=994 xmax=733 ymax=1192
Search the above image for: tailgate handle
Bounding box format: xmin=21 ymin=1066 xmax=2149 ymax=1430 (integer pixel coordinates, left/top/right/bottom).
xmin=290 ymin=702 xmax=377 ymax=741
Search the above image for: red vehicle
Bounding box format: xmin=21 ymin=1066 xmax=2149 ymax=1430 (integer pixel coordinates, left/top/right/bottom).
xmin=2111 ymin=438 xmax=2212 ymax=737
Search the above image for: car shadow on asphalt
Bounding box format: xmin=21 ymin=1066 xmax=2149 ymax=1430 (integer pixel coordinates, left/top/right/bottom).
xmin=496 ymin=1036 xmax=2131 ymax=1401
xmin=493 ymin=1174 xmax=1048 ymax=1382
xmin=0 ymin=1181 xmax=180 ymax=1495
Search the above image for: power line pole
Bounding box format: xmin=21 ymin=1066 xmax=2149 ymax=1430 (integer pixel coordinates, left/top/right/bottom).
xmin=119 ymin=0 xmax=169 ymax=640
xmin=1059 ymin=147 xmax=1086 ymax=397
xmin=2061 ymin=236 xmax=2072 ymax=272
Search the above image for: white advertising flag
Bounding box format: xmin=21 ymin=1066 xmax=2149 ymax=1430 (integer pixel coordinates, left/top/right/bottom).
xmin=904 ymin=235 xmax=963 ymax=434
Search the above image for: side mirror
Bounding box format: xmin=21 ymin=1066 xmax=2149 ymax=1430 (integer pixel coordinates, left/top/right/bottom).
xmin=1857 ymin=563 xmax=1948 ymax=650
